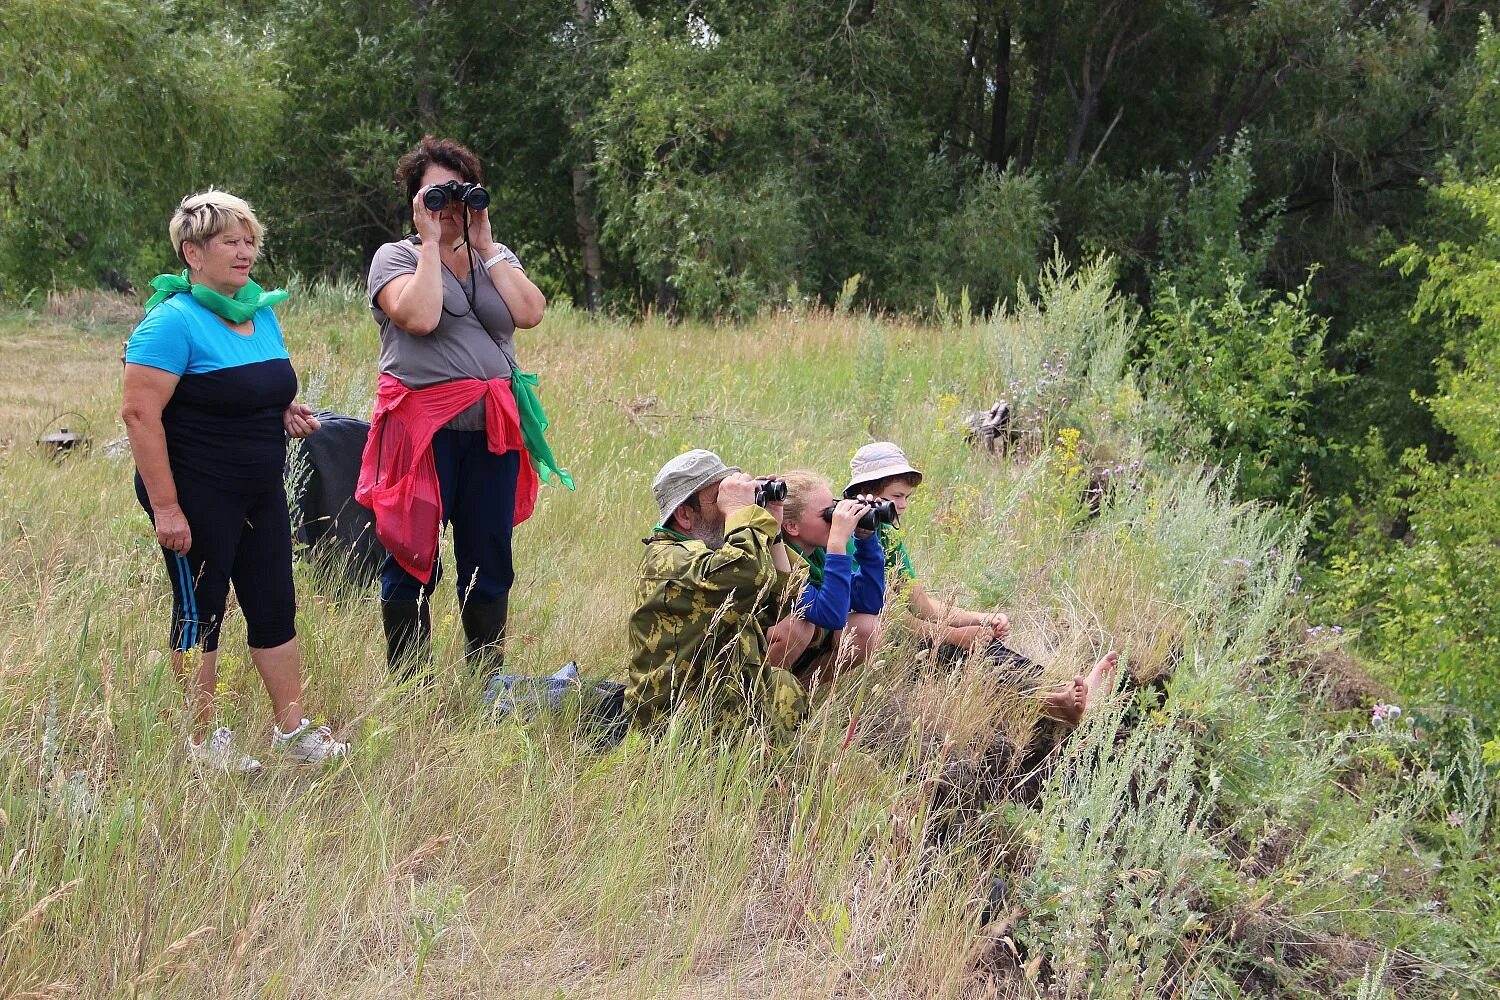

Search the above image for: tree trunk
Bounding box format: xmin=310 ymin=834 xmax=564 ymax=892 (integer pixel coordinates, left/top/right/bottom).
xmin=570 ymin=0 xmax=605 ymax=312
xmin=967 ymin=29 xmax=990 ymax=161
xmin=1018 ymin=20 xmax=1055 ymax=171
xmin=1064 ymin=4 xmax=1155 ymax=169
xmin=412 ymin=0 xmax=440 ymax=124
xmin=571 ymin=165 xmax=605 ymax=313
xmin=1063 ymin=85 xmax=1097 ymax=167
xmin=986 ymin=14 xmax=1012 ymax=166
xmin=938 ymin=10 xmax=984 ymax=157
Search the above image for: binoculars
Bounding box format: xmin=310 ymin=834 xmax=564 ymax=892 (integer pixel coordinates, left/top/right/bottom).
xmin=821 ymin=498 xmax=898 ymax=533
xmin=423 ymin=180 xmax=491 ymax=212
xmin=754 ymin=479 xmax=787 ymax=507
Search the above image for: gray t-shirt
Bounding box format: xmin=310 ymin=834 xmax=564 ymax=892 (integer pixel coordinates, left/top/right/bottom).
xmin=368 ymin=238 xmax=525 ymax=430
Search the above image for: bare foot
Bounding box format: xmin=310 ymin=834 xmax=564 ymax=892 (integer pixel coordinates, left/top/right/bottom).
xmin=1043 ymin=676 xmax=1088 ymax=725
xmin=1083 ymin=651 xmax=1119 ymax=706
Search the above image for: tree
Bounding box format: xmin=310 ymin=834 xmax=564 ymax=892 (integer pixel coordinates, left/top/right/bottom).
xmin=0 ymin=0 xmax=278 ymax=295
xmin=1320 ymin=17 xmax=1500 ymax=727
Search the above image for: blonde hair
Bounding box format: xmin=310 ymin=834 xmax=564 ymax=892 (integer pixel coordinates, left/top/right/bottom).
xmin=168 ymin=190 xmax=264 ymax=262
xmin=781 ymin=469 xmax=831 ymax=523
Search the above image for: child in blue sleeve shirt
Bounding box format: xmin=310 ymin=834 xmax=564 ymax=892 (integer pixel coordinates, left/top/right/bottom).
xmin=766 ymin=469 xmax=886 ymax=686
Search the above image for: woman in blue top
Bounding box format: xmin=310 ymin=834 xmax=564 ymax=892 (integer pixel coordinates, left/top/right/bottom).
xmin=121 ymin=190 xmax=348 ymax=772
xmin=769 ymin=470 xmax=887 ymax=687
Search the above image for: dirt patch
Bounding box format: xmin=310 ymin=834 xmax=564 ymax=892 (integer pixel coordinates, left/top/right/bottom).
xmin=42 ymin=288 xmax=141 ymax=327
xmin=0 ymin=316 xmax=124 ymax=450
xmin=1290 ymin=645 xmax=1390 ymax=711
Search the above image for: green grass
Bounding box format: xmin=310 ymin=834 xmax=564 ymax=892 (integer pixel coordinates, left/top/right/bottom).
xmin=0 ymin=265 xmax=1494 ymax=997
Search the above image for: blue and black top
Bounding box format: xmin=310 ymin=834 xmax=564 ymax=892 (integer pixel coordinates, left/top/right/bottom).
xmin=124 ymin=295 xmax=297 ymax=492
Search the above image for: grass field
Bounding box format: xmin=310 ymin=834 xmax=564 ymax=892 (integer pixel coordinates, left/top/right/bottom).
xmin=0 ymin=267 xmax=1494 ymax=998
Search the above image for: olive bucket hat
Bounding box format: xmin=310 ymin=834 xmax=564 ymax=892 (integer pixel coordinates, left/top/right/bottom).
xmin=845 ymin=441 xmax=923 ymax=497
xmin=652 ymin=449 xmax=741 ymax=525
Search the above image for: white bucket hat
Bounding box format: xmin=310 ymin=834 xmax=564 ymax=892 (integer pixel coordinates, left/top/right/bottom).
xmin=845 ymin=442 xmax=923 ymax=497
xmin=652 ymin=449 xmax=741 ymax=525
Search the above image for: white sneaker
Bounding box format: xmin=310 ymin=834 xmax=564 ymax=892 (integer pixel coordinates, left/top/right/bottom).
xmin=187 ymin=727 xmax=263 ymax=775
xmin=271 ymin=718 xmax=349 ymax=764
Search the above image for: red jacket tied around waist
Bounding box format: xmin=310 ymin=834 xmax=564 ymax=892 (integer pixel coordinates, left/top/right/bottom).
xmin=356 ymin=373 xmax=539 ymax=584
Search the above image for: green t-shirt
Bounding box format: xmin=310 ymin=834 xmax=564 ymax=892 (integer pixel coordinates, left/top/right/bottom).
xmin=879 ymin=523 xmax=917 ymax=582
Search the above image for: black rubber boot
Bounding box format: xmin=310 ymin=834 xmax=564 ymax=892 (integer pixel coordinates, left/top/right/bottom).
xmin=461 ymin=594 xmax=509 ymax=677
xmin=381 ymin=598 xmax=431 ymax=681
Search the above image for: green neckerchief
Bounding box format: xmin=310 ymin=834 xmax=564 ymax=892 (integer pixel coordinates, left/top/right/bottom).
xmin=653 ymin=524 xmax=691 ymax=542
xmin=509 ymin=369 xmax=576 ymax=490
xmin=785 ymin=539 xmax=826 ymax=589
xmin=143 ymin=270 xmax=289 ymax=324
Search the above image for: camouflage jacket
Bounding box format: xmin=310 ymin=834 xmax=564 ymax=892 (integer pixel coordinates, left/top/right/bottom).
xmin=626 ymin=505 xmax=807 ymax=738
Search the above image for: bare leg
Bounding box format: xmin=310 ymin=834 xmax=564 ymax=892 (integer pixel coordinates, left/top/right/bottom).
xmin=173 ymin=648 xmax=218 ymax=742
xmin=767 ymin=615 xmax=815 ymax=671
xmin=1043 ymin=676 xmax=1087 ymax=725
xmin=800 ymin=614 xmax=883 ymax=691
xmin=842 ymin=613 xmax=881 ymax=668
xmin=248 ymin=638 xmax=307 ymax=733
xmin=1083 ymin=651 xmax=1119 ymax=707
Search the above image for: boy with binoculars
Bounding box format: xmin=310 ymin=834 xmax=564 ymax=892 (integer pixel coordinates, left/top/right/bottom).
xmin=846 ymin=442 xmax=1117 ymax=724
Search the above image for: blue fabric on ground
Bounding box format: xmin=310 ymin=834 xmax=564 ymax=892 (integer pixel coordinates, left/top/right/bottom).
xmin=483 ymin=661 xmax=581 ymax=715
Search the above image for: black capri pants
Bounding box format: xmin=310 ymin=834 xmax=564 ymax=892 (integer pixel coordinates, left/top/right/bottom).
xmin=136 ymin=473 xmax=298 ymax=653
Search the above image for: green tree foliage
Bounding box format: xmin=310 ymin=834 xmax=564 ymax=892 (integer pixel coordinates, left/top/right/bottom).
xmin=0 ymin=0 xmax=279 ymax=295
xmin=1145 ymin=269 xmax=1345 ymax=501
xmin=591 ymin=8 xmax=811 ymax=317
xmin=1318 ymin=18 xmax=1500 ymax=732
xmin=894 ymin=164 xmax=1053 ymax=311
xmin=3 ymin=1 xmax=1496 ymax=530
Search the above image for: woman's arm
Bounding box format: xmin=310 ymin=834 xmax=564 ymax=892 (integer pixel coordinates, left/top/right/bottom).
xmin=375 ymin=193 xmax=447 ymax=336
xmin=795 ymin=554 xmax=854 ymax=632
xmin=121 ymin=363 xmax=191 ymax=553
xmin=375 ymin=242 xmax=444 ymax=336
xmin=482 ymin=256 xmax=546 ymax=329
xmin=470 ymin=209 xmax=546 ymax=329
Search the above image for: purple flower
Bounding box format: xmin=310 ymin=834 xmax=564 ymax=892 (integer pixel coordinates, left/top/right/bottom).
xmin=1371 ymin=703 xmax=1402 ymax=726
xmin=1446 ymin=811 xmax=1465 ymax=828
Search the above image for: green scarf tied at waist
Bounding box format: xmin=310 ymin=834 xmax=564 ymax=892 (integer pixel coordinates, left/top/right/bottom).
xmin=510 ymin=368 xmax=575 ymax=490
xmin=143 ymin=270 xmax=289 ymax=324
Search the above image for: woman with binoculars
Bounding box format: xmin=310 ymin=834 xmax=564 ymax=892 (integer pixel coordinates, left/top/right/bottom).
xmin=766 ymin=470 xmax=888 ymax=686
xmin=357 ymin=135 xmax=569 ymax=686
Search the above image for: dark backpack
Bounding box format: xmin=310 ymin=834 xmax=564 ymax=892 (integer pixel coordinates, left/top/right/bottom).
xmin=288 ymin=412 xmax=386 ymax=587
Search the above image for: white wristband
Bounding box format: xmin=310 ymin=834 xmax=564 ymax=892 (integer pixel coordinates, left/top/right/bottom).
xmin=482 ymin=246 xmax=520 ymax=271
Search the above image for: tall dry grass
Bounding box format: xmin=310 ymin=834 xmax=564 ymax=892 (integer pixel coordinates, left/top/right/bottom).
xmin=0 ymin=267 xmax=1490 ymax=997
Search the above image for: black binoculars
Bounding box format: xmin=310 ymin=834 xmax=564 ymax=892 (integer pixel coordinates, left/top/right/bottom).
xmin=754 ymin=479 xmax=787 ymax=507
xmin=821 ymin=498 xmax=898 ymax=533
xmin=423 ymin=180 xmax=490 ymax=212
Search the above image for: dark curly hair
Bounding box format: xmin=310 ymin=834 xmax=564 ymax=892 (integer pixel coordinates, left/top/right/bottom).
xmin=394 ymin=136 xmax=484 ymax=204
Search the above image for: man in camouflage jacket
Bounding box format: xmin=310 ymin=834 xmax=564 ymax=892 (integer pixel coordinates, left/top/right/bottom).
xmin=627 ymin=449 xmax=808 ymax=739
